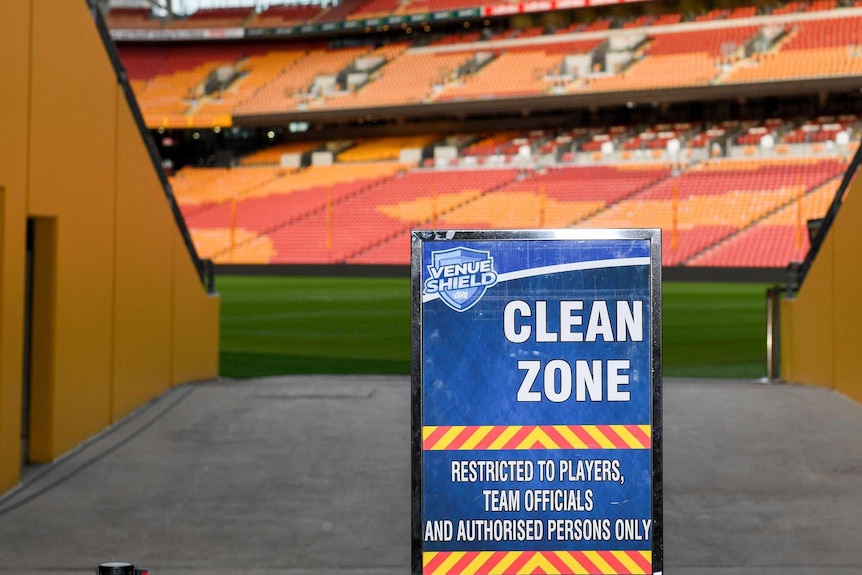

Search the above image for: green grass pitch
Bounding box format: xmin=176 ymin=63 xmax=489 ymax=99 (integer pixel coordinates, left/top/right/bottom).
xmin=218 ymin=276 xmax=769 ymax=380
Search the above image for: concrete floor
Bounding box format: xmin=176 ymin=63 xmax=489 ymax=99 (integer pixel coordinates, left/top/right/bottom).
xmin=0 ymin=376 xmax=860 ymax=575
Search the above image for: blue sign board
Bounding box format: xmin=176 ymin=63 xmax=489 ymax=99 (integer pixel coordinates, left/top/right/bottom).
xmin=411 ymin=230 xmax=662 ymax=575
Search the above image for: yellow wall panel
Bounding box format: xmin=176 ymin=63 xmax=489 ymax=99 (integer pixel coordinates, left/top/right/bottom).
xmin=29 ymin=2 xmax=119 ymax=456
xmin=173 ymin=235 xmax=220 ymax=385
xmin=779 ymin=298 xmax=794 ymax=380
xmin=782 ymin=167 xmax=862 ymax=397
xmin=783 ymin=233 xmax=834 ymax=388
xmin=0 ymin=1 xmax=219 ymax=493
xmin=0 ymin=1 xmax=32 ymax=492
xmin=831 ymin=175 xmax=862 ymax=403
xmin=111 ymin=99 xmax=175 ymax=421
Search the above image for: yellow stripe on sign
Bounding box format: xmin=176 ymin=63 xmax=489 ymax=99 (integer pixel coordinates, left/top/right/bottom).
xmin=436 ymin=551 xmax=463 ymax=575
xmin=521 ymin=552 xmax=555 ymax=574
xmin=554 ymin=426 xmax=589 ymax=449
xmin=438 ymin=426 xmax=466 ymax=449
xmin=638 ymin=425 xmax=651 ymax=441
xmin=488 ymin=551 xmax=521 ymax=575
xmin=523 ymin=427 xmax=556 ymax=449
xmin=461 ymin=426 xmax=495 ymax=450
xmin=583 ymin=550 xmax=615 ymax=574
xmin=583 ymin=425 xmax=616 ymax=449
xmin=555 ymin=551 xmax=590 ymax=575
xmin=487 ymin=426 xmax=522 ymax=450
xmin=423 ymin=426 xmax=438 ymax=442
xmin=613 ymin=425 xmax=644 ymax=449
xmin=639 ymin=550 xmax=653 ymax=564
xmin=612 ymin=550 xmax=645 ymax=574
xmin=423 ymin=551 xmax=438 ymax=568
xmin=462 ymin=551 xmax=496 ymax=575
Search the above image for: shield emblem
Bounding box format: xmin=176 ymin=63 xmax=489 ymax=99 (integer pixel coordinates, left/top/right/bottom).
xmin=428 ymin=247 xmax=497 ymax=312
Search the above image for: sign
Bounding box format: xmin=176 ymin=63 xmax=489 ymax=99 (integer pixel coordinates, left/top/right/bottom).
xmin=411 ymin=229 xmax=662 ymax=575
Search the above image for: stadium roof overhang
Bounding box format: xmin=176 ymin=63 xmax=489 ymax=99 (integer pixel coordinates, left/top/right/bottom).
xmin=232 ymin=76 xmax=862 ymax=128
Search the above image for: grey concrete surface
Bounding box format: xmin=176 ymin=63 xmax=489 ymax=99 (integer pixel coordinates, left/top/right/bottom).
xmin=0 ymin=376 xmax=860 ymax=575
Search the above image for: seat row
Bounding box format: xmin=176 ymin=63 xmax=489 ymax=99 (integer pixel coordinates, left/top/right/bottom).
xmin=117 ymin=9 xmax=862 ymax=128
xmin=170 ymin=154 xmax=847 ymax=268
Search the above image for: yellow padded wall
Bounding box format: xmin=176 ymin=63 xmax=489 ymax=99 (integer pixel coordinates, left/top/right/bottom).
xmin=781 ymin=234 xmax=834 ymax=389
xmin=0 ymin=1 xmax=219 ymax=493
xmin=173 ymin=235 xmax=221 ymax=385
xmin=830 ymin=178 xmax=862 ymax=403
xmin=0 ymin=1 xmax=33 ymax=491
xmin=782 ymin=169 xmax=862 ymax=401
xmin=28 ymin=0 xmax=119 ymax=457
xmin=112 ymin=98 xmax=176 ymax=421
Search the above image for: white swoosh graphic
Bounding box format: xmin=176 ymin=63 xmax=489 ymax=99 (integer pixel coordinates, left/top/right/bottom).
xmin=422 ymin=256 xmax=651 ymax=303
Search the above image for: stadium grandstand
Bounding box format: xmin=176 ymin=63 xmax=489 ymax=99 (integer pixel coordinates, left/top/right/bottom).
xmin=102 ymin=0 xmax=862 ymax=271
xmin=2 ymin=6 xmax=862 ymax=571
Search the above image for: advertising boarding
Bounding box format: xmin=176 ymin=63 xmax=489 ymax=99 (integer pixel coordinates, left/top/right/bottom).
xmin=411 ymin=229 xmax=662 ymax=575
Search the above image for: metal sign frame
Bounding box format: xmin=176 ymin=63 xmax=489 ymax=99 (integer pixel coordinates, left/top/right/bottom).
xmin=411 ymin=229 xmax=662 ymax=575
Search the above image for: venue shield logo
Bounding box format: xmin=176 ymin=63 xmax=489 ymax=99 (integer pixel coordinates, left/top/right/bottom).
xmin=424 ymin=247 xmax=498 ymax=312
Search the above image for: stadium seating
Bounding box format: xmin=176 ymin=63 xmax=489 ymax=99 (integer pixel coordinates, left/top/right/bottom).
xmin=116 ymin=5 xmax=862 ymax=123
xmin=726 ymin=16 xmax=862 ymax=82
xmin=239 ymin=141 xmax=325 ymax=166
xmin=105 ymin=7 xmax=161 ymax=29
xmin=168 ymin=7 xmax=253 ymax=28
xmin=645 ymin=27 xmax=759 ymax=57
xmin=120 ymin=43 xmax=298 ymax=127
xmin=177 ymin=162 xmax=409 ymax=262
xmin=312 ymin=46 xmax=461 ymax=109
xmin=581 ymin=157 xmax=846 ymax=265
xmin=107 ymin=1 xmax=862 ymax=269
xmin=233 ymin=46 xmax=374 ymax=115
xmin=347 ymin=0 xmax=402 ymax=20
xmin=689 ymin=177 xmax=841 ymax=266
xmin=436 ymin=40 xmax=602 ymax=101
xmin=348 ymin=164 xmax=669 ymax=264
xmin=172 ymin=165 xmax=284 ymax=210
xmin=587 ymin=53 xmax=722 ymax=91
xmin=337 ymin=136 xmax=440 ymax=162
xmin=247 ymin=5 xmax=324 ymax=27
xmin=316 ymin=0 xmax=369 ymax=23
xmin=265 ymin=168 xmax=520 ymax=263
xmin=771 ymin=2 xmax=807 ymax=14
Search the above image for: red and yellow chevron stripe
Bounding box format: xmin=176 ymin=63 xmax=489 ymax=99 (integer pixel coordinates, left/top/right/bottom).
xmin=424 ymin=550 xmax=651 ymax=574
xmin=423 ymin=425 xmax=651 ymax=451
